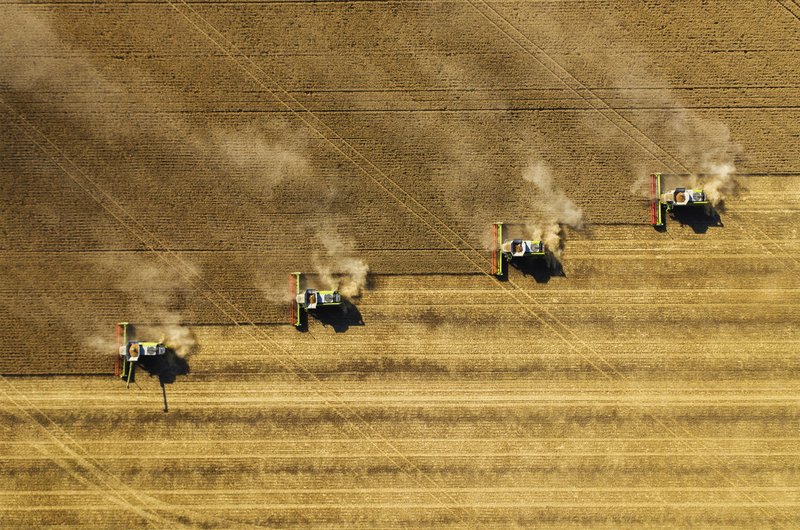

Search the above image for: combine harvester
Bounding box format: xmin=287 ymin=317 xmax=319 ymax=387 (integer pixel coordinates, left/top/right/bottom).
xmin=290 ymin=272 xmax=342 ymax=328
xmin=650 ymin=172 xmax=709 ymax=228
xmin=491 ymin=222 xmax=545 ymax=277
xmin=114 ymin=322 xmax=166 ymax=388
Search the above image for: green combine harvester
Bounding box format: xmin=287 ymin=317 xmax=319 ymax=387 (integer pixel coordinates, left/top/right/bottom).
xmin=115 ymin=322 xmax=166 ymax=387
xmin=491 ymin=222 xmax=545 ymax=277
xmin=650 ymin=173 xmax=709 ymax=228
xmin=290 ymin=272 xmax=342 ymax=328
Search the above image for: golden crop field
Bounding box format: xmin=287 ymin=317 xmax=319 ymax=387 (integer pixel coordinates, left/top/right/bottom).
xmin=1 ymin=1 xmax=798 ymax=527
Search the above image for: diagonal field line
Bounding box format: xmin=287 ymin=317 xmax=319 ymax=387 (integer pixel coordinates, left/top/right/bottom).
xmin=729 ymin=210 xmax=799 ymax=267
xmin=0 ymin=377 xmax=178 ymax=528
xmin=1 ymin=374 xmax=262 ymax=529
xmin=464 ymin=0 xmax=796 ymax=521
xmin=1 ymin=101 xmax=476 ymax=526
xmin=464 ymin=0 xmax=797 ymax=520
xmin=773 ymin=0 xmax=800 ymax=23
xmin=466 ymin=0 xmax=798 ymax=270
xmin=164 ymin=0 xmax=793 ymax=523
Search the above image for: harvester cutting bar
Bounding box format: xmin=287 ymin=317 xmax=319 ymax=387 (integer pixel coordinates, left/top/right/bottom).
xmin=290 ymin=273 xmax=302 ymax=327
xmin=650 ymin=173 xmax=664 ymax=227
xmin=649 ymin=173 xmax=656 ymax=225
xmin=491 ymin=224 xmax=497 ymax=275
xmin=115 ymin=322 xmax=128 ymax=378
xmin=114 ymin=323 xmax=121 ymax=377
xmin=492 ymin=222 xmax=504 ymax=276
xmin=289 ymin=274 xmax=295 ymax=326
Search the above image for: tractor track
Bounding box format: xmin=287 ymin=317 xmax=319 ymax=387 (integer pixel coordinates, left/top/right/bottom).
xmin=1 ymin=0 xmax=798 ymax=526
xmin=153 ymin=2 xmax=797 ymax=523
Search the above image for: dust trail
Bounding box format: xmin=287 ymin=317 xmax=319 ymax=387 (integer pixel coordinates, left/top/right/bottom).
xmin=258 ymin=279 xmax=295 ymax=304
xmin=668 ymin=110 xmax=741 ymax=207
xmin=2 ymin=10 xmax=310 ymax=335
xmin=205 ymin=128 xmax=308 ymax=195
xmin=0 ymin=10 xmax=107 ymax=94
xmin=523 ymin=162 xmax=583 ymax=259
xmin=1 ymin=10 xmax=306 ymax=192
xmin=122 ymin=264 xmax=197 ymax=359
xmin=602 ymin=50 xmax=743 ymax=206
xmin=258 ymin=234 xmax=370 ymax=304
xmin=83 ymin=261 xmax=199 ymax=358
xmin=627 ymin=112 xmax=740 ymax=208
xmin=314 ymin=226 xmax=370 ymax=300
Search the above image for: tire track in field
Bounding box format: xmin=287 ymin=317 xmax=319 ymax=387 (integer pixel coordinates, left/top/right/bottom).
xmin=773 ymin=0 xmax=800 ymax=22
xmin=160 ymin=1 xmax=797 ymax=521
xmin=461 ymin=3 xmax=798 ymax=520
xmin=1 ymin=97 xmax=476 ymax=526
xmin=466 ymin=0 xmax=798 ymax=271
xmin=0 ymin=377 xmax=185 ymax=528
xmin=162 ymin=3 xmax=800 ymax=521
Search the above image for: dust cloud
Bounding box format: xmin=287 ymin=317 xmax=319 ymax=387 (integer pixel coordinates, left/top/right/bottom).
xmin=0 ymin=10 xmax=104 ymax=93
xmin=523 ymin=162 xmax=584 ymax=258
xmin=602 ymin=52 xmax=742 ymax=205
xmin=1 ymin=9 xmax=324 ymax=339
xmin=315 ymin=227 xmax=370 ymax=300
xmin=668 ymin=111 xmax=740 ymax=207
xmin=84 ymin=261 xmax=198 ymax=358
xmin=627 ymin=111 xmax=740 ymax=207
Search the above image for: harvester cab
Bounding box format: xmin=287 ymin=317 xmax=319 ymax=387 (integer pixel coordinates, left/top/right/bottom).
xmin=491 ymin=222 xmax=545 ymax=276
xmin=290 ymin=273 xmax=342 ymax=328
xmin=650 ymin=173 xmax=709 ymax=228
xmin=115 ymin=322 xmax=166 ymax=388
xmin=662 ymin=188 xmax=707 ymax=209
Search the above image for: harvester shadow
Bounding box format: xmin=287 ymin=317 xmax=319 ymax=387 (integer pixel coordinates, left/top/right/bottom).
xmin=309 ymin=300 xmax=364 ymax=333
xmin=509 ymin=255 xmax=565 ymax=284
xmin=670 ymin=207 xmax=723 ymax=234
xmin=295 ymin=310 xmax=309 ymax=333
xmin=138 ymin=348 xmax=190 ymax=385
